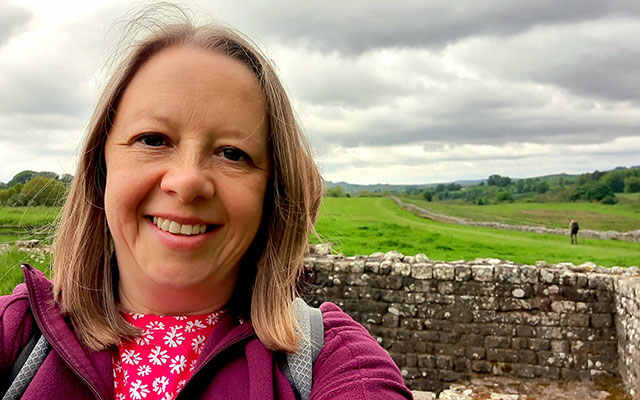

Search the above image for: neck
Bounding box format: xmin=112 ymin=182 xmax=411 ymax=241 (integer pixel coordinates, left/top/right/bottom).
xmin=117 ymin=275 xmax=235 ymax=316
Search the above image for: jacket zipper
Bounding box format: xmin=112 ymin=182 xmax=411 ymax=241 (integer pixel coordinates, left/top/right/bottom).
xmin=176 ymin=328 xmax=255 ymax=399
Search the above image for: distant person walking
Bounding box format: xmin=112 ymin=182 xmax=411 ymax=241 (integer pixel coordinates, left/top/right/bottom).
xmin=570 ymin=219 xmax=580 ymax=244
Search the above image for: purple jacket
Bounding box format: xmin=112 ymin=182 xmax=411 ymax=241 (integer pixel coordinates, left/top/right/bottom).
xmin=1 ymin=265 xmax=413 ymax=399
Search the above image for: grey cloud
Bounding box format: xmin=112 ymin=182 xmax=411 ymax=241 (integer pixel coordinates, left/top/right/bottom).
xmin=0 ymin=2 xmax=33 ymax=47
xmin=218 ymin=0 xmax=640 ymax=54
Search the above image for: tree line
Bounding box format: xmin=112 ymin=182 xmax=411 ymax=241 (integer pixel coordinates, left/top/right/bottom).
xmin=0 ymin=170 xmax=71 ymax=206
xmin=325 ymin=166 xmax=640 ymax=205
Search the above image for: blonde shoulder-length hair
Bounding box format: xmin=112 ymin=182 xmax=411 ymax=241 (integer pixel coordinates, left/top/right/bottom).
xmin=52 ymin=21 xmax=323 ymax=353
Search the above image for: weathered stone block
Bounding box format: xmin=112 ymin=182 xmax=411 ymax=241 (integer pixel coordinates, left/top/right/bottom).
xmin=437 ymin=281 xmax=455 ymax=295
xmin=385 ymin=275 xmax=404 ymax=290
xmin=349 ymin=259 xmax=365 ymax=273
xmin=512 ymin=337 xmax=529 ymax=350
xmin=381 ymin=313 xmax=399 ymax=327
xmin=534 ymin=365 xmax=560 ymax=379
xmin=485 ymin=335 xmax=511 ymax=349
xmin=561 ymin=313 xmax=590 ymax=327
xmin=433 ymin=343 xmax=466 ymax=357
xmin=381 ymin=289 xmax=405 ymax=303
xmin=550 ymin=339 xmax=570 ymax=353
xmin=401 ymin=318 xmax=425 ymax=330
xmin=362 ymin=312 xmax=383 ymax=325
xmin=388 ymin=303 xmax=417 ymax=317
xmin=494 ymin=265 xmax=519 ymax=283
xmin=471 ymin=360 xmax=492 ymax=373
xmin=466 ymin=347 xmax=485 ymax=360
xmin=454 ymin=265 xmax=472 ymax=281
xmin=364 ymin=261 xmax=380 ymax=273
xmin=358 ymin=301 xmax=389 ymax=314
xmin=550 ymin=300 xmax=576 ymax=313
xmin=436 ymin=355 xmax=454 ymax=370
xmin=412 ymin=263 xmax=433 ymax=279
xmin=391 ymin=341 xmax=415 ymax=353
xmin=403 ymin=277 xmax=432 ymax=292
xmin=535 ymin=326 xmax=563 ymax=340
xmin=591 ymin=313 xmax=612 ymax=328
xmin=379 ymin=260 xmax=392 ymax=275
xmin=453 ymin=358 xmax=469 ymax=372
xmin=529 ymin=338 xmax=551 ymax=351
xmin=512 ymin=363 xmax=536 ymax=378
xmin=519 ymin=265 xmax=539 ymax=284
xmin=516 ymin=325 xmax=535 ymax=337
xmin=471 ymin=265 xmax=494 ymax=281
xmin=418 ymin=354 xmax=437 ymax=368
xmin=487 ymin=348 xmax=519 ymax=363
xmin=588 ymin=274 xmax=614 ymax=290
xmin=518 ymin=350 xmax=537 ymax=364
xmin=433 ymin=263 xmax=455 ymax=280
xmin=459 ymin=334 xmax=484 ymax=347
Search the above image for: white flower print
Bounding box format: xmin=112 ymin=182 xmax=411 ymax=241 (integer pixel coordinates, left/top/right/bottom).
xmin=137 ymin=364 xmax=151 ymax=377
xmin=129 ymin=379 xmax=150 ymax=400
xmin=169 ymin=355 xmax=187 ymax=374
xmin=122 ymin=349 xmax=142 ymax=365
xmin=149 ymin=346 xmax=170 ymax=365
xmin=164 ymin=327 xmax=185 ymax=348
xmin=189 ymin=359 xmax=198 ymax=372
xmin=173 ymin=316 xmax=188 ymax=321
xmin=177 ymin=379 xmax=187 ymax=392
xmin=161 ymin=393 xmax=174 ymax=400
xmin=152 ymin=375 xmax=170 ymax=394
xmin=206 ymin=313 xmax=221 ymax=325
xmin=135 ymin=329 xmax=155 ymax=346
xmin=131 ymin=313 xmax=145 ymax=320
xmin=185 ymin=319 xmax=207 ymax=332
xmin=114 ymin=360 xmax=123 ymax=373
xmin=191 ymin=335 xmax=206 ymax=354
xmin=123 ymin=370 xmax=130 ymax=385
xmin=146 ymin=321 xmax=165 ymax=331
xmin=116 ymin=394 xmax=126 ymax=400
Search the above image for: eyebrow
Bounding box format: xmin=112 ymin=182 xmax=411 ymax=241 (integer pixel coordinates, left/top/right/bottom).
xmin=124 ymin=112 xmax=266 ymax=145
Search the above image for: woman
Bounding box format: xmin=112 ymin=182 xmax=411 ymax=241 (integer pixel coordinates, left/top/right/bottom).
xmin=0 ymin=17 xmax=412 ymax=400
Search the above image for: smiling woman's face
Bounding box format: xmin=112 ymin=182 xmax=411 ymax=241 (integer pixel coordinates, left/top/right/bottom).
xmin=104 ymin=45 xmax=270 ymax=314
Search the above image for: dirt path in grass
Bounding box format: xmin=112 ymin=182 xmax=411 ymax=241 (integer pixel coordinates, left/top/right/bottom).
xmin=391 ymin=197 xmax=640 ymax=243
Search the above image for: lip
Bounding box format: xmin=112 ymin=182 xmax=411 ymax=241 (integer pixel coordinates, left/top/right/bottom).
xmin=146 ymin=217 xmax=220 ymax=251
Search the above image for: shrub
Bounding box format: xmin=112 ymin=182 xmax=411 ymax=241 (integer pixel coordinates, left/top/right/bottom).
xmin=20 ymin=177 xmax=67 ymax=206
xmin=625 ymin=176 xmax=640 ymax=193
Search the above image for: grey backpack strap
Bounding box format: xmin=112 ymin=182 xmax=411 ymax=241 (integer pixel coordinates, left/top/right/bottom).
xmin=285 ymin=298 xmax=325 ymax=400
xmin=2 ymin=334 xmax=50 ymax=400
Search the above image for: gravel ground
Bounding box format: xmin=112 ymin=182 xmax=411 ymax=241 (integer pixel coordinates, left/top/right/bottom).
xmin=413 ymin=376 xmax=632 ymax=400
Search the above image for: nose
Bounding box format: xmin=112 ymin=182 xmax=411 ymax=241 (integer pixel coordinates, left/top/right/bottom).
xmin=160 ymin=159 xmax=215 ymax=203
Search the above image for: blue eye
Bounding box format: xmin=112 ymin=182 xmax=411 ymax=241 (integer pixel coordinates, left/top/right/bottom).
xmin=221 ymin=147 xmax=248 ymax=162
xmin=139 ymin=134 xmax=165 ymax=147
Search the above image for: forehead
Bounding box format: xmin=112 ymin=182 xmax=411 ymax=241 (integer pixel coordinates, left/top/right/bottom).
xmin=114 ymin=45 xmax=268 ymax=138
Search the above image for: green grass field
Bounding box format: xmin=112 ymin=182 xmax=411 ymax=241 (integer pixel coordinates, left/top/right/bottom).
xmin=0 ymin=206 xmax=59 ymax=244
xmin=313 ymin=197 xmax=640 ymax=267
xmin=399 ymin=197 xmax=640 ymax=232
xmin=0 ymin=249 xmax=51 ymax=295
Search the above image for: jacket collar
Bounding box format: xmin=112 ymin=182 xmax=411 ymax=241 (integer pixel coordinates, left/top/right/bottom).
xmin=21 ymin=264 xmax=257 ymax=399
xmin=22 ymin=264 xmax=115 ymax=400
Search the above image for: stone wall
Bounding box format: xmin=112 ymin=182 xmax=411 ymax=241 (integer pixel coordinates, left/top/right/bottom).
xmin=303 ymin=245 xmax=640 ymax=394
xmin=616 ymin=276 xmax=640 ymax=398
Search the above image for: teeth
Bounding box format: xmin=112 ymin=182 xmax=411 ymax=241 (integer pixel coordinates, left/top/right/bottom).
xmin=152 ymin=216 xmax=209 ymax=236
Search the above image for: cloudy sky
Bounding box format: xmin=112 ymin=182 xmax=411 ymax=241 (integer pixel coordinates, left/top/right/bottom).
xmin=1 ymin=0 xmax=640 ymax=185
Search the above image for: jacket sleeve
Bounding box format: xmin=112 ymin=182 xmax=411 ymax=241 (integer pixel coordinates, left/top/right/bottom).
xmin=310 ymin=302 xmax=413 ymax=400
xmin=0 ymin=283 xmax=35 ymax=376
